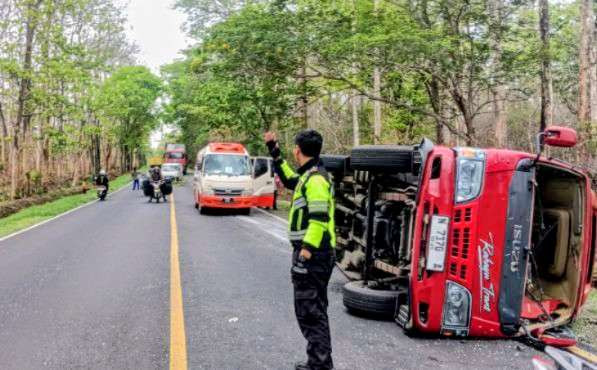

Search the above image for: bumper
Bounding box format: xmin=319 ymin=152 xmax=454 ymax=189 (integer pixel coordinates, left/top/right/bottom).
xmin=254 ymin=194 xmax=275 ymax=208
xmin=199 ymin=195 xmax=254 ymax=209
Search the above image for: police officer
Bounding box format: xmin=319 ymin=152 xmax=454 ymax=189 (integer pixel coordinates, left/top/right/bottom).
xmin=265 ymin=129 xmax=335 ymax=370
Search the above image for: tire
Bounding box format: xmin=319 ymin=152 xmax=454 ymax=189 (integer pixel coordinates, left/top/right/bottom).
xmin=342 ymin=280 xmax=405 ymax=317
xmin=350 ymin=145 xmax=414 ymax=173
xmin=321 ymin=154 xmax=349 ymax=175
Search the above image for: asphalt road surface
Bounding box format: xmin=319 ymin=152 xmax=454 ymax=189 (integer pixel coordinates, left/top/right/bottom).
xmin=0 ymin=179 xmax=540 ymax=369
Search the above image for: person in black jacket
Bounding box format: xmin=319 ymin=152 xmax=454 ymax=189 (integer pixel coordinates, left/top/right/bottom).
xmin=95 ymin=169 xmax=109 ymax=200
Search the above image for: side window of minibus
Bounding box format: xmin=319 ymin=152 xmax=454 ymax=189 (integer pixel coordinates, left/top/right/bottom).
xmin=254 ymin=158 xmax=268 ymax=178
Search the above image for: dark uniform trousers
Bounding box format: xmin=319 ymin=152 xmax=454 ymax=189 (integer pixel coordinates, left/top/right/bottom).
xmin=291 ymin=247 xmax=335 ymax=370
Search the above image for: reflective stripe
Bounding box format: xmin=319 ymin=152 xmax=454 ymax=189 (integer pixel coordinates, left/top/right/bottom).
xmin=308 ymin=205 xmax=328 ymax=213
xmin=288 ymin=230 xmax=307 ymax=241
xmin=280 ymin=161 xmax=298 ymax=180
xmin=293 ymin=197 xmax=307 ymax=208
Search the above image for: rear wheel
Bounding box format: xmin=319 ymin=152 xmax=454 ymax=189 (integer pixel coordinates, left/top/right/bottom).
xmin=351 ymin=145 xmax=413 ymax=173
xmin=321 ymin=154 xmax=349 ymax=175
xmin=342 ymin=280 xmax=405 ymax=318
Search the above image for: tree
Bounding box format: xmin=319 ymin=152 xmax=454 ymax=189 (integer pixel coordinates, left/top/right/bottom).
xmin=539 ymin=0 xmax=553 ymax=133
xmin=578 ymin=0 xmax=596 ymax=162
xmin=96 ymin=66 xmax=162 ymax=171
xmin=0 ymin=0 xmax=139 ymax=200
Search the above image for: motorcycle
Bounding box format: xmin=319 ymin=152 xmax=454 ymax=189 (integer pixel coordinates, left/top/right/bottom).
xmin=96 ymin=185 xmax=107 ymax=201
xmin=148 ymin=180 xmax=167 ymax=203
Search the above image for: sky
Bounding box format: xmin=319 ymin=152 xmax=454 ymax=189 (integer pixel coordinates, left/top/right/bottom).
xmin=124 ymin=0 xmax=190 ymax=147
xmin=124 ymin=0 xmax=190 ymax=74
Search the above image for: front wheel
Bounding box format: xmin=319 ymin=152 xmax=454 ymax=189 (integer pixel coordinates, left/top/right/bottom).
xmin=342 ymin=280 xmax=406 ymax=318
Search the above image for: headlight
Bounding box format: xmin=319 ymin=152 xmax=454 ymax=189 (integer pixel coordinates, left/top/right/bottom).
xmin=241 ymin=188 xmax=254 ymax=196
xmin=442 ymin=281 xmax=471 ymax=334
xmin=202 ymin=185 xmax=214 ymax=195
xmin=455 ymin=148 xmax=485 ymax=203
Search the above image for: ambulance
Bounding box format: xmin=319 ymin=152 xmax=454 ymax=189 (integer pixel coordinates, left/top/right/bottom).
xmin=193 ymin=142 xmax=275 ymax=214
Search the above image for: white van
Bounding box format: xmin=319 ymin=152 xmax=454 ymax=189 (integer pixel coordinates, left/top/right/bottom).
xmin=161 ymin=163 xmax=183 ymax=180
xmin=193 ymin=142 xmax=275 ymax=214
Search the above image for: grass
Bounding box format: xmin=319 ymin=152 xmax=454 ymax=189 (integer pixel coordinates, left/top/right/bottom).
xmin=572 ymin=288 xmax=597 ymax=348
xmin=0 ymin=173 xmax=133 ymax=238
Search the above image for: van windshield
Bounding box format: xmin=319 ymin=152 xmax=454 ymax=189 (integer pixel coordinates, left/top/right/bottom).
xmin=167 ymin=152 xmax=184 ymax=159
xmin=204 ymin=154 xmax=250 ymax=176
xmin=162 ymin=164 xmax=179 ymax=171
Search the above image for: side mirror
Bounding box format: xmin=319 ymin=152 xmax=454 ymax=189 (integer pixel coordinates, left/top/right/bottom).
xmin=543 ymin=126 xmax=577 ymax=148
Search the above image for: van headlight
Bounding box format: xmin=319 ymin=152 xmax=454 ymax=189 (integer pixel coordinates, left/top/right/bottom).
xmin=241 ymin=188 xmax=254 ymax=196
xmin=455 ymin=148 xmax=485 ymax=203
xmin=442 ymin=281 xmax=471 ymax=334
xmin=203 ymin=185 xmax=214 ymax=195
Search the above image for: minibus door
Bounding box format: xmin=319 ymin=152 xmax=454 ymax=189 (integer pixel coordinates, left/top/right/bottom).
xmin=252 ymin=156 xmax=275 ymax=208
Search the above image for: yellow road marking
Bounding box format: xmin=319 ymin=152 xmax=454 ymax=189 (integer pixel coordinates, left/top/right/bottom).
xmin=169 ymin=194 xmax=188 ymax=370
xmin=566 ymin=345 xmax=597 ymax=364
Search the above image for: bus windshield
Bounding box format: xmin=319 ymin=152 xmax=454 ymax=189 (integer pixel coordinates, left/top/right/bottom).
xmin=203 ymin=154 xmax=251 ymax=176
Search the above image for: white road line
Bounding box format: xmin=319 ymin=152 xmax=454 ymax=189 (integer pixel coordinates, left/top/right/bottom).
xmin=253 ymin=207 xmax=288 ymax=224
xmin=0 ymin=182 xmax=131 ymax=244
xmin=236 ymin=215 xmax=288 ymax=243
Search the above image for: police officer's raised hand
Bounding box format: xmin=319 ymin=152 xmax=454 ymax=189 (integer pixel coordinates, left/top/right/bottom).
xmin=264 ymin=131 xmax=281 ymax=159
xmin=264 ymin=131 xmax=277 ymax=144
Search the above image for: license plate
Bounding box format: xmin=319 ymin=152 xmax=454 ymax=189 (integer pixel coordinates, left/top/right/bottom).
xmin=426 ymin=215 xmax=449 ymax=271
xmin=223 ymin=197 xmax=233 ymax=203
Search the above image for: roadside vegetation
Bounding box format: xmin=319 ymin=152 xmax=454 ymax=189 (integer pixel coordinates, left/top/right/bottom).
xmin=0 ymin=1 xmax=161 ymax=204
xmin=573 ymin=289 xmax=597 ymax=348
xmin=164 ymin=0 xmax=596 ymax=177
xmin=0 ymin=173 xmax=132 ymax=238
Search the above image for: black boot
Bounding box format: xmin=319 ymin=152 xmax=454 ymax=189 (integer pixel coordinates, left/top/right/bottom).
xmin=294 ymin=361 xmax=311 ymax=370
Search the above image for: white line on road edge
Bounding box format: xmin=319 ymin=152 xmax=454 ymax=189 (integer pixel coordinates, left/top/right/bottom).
xmin=0 ymin=182 xmax=131 ymax=244
xmin=236 ymin=215 xmax=288 ymax=243
xmin=253 ymin=207 xmax=288 ymax=224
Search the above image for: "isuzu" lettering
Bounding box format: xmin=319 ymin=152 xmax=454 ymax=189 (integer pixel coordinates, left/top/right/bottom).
xmin=510 ymin=224 xmax=523 ymax=273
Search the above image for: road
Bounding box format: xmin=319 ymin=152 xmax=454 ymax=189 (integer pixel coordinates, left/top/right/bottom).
xmin=0 ymin=179 xmax=539 ymax=369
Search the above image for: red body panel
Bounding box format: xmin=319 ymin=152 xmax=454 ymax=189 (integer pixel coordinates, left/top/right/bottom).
xmin=254 ymin=194 xmax=275 ymax=208
xmin=409 ymin=146 xmax=594 ymax=338
xmin=409 ymin=147 xmax=456 ymax=334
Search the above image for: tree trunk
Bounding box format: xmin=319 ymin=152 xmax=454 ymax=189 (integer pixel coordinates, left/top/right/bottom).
xmin=578 ymin=0 xmax=596 ymax=161
xmin=351 ymin=93 xmax=360 ymax=146
xmin=539 ymin=0 xmax=552 ymax=133
xmin=12 ymin=0 xmax=42 ymax=199
xmin=426 ymin=77 xmax=446 ymax=144
xmin=487 ymin=0 xmax=507 ymax=147
xmin=372 ymin=0 xmax=382 ymax=144
xmin=299 ymin=60 xmax=308 ymax=129
xmin=351 ymin=0 xmax=360 ymax=146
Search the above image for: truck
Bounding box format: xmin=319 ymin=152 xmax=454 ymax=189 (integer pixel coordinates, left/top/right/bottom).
xmin=320 ymin=125 xmax=596 ymax=346
xmin=193 ymin=142 xmax=275 ymax=214
xmin=164 ymin=143 xmax=188 ymax=175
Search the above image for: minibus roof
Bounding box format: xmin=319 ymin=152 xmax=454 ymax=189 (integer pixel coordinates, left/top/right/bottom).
xmin=207 ymin=142 xmax=248 ymax=155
